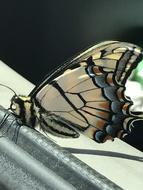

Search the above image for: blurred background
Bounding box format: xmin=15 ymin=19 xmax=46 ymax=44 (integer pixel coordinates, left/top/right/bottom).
xmin=0 ymin=0 xmax=143 ymax=150
xmin=0 ymin=0 xmax=143 ymax=84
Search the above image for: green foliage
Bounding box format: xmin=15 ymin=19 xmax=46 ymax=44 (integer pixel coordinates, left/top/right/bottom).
xmin=130 ymin=59 xmax=143 ymax=87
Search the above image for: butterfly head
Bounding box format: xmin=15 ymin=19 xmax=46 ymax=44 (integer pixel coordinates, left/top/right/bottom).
xmin=10 ymin=95 xmax=29 ymax=114
xmin=10 ymin=95 xmax=36 ymax=127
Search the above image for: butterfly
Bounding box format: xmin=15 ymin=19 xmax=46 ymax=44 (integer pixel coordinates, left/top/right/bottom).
xmin=9 ymin=41 xmax=143 ymax=143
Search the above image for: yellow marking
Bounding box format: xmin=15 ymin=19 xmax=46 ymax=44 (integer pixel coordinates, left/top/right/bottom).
xmin=15 ymin=103 xmax=20 ymax=116
xmin=134 ymin=47 xmax=141 ymax=54
xmin=19 ymin=96 xmax=31 ymax=101
xmin=113 ymin=47 xmax=126 ymax=53
xmin=78 ymin=74 xmax=89 ymax=79
xmin=93 ymin=59 xmax=116 ymax=69
xmin=103 ymin=53 xmax=122 ymax=60
xmin=92 ymin=52 xmax=102 ymax=59
xmin=103 ymin=68 xmax=114 ymax=72
xmin=24 ymin=101 xmax=32 ymax=123
xmin=80 ymin=62 xmax=87 ymax=67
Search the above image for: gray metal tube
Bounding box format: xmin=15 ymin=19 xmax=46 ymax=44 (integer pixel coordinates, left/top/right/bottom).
xmin=0 ymin=106 xmax=122 ymax=190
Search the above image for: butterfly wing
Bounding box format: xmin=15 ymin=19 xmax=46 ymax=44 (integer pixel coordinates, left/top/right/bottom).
xmin=30 ymin=41 xmax=142 ymax=96
xmin=31 ymin=41 xmax=143 ymax=143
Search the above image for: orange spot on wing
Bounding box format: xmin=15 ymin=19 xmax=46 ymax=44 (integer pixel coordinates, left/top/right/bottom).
xmin=106 ymin=73 xmax=114 ymax=85
xmin=93 ymin=66 xmax=103 ymax=75
xmin=99 ymin=102 xmax=110 ymax=111
xmin=102 ymin=135 xmax=114 ymax=142
xmin=96 ymin=120 xmax=106 ymax=129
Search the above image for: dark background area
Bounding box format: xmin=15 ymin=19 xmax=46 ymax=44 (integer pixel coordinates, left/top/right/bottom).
xmin=0 ymin=0 xmax=143 ymax=151
xmin=0 ymin=0 xmax=143 ymax=84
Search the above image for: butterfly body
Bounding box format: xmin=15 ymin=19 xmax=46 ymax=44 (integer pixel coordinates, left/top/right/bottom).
xmin=10 ymin=41 xmax=143 ymax=143
xmin=10 ymin=95 xmax=37 ymax=128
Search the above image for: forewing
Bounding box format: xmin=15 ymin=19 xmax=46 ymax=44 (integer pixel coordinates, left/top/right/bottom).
xmin=30 ymin=41 xmax=142 ymax=97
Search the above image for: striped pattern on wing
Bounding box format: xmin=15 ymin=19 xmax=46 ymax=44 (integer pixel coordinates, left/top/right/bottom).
xmin=73 ymin=41 xmax=142 ymax=85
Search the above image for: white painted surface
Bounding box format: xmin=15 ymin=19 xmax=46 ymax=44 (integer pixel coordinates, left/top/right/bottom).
xmin=0 ymin=60 xmax=143 ymax=190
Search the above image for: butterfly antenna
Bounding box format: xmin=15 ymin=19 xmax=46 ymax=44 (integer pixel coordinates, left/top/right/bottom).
xmin=0 ymin=83 xmax=17 ymax=96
